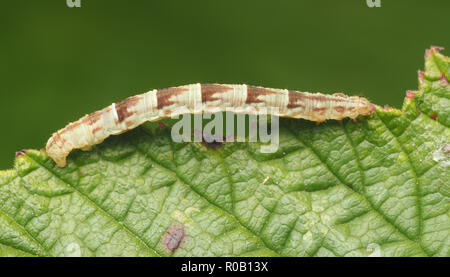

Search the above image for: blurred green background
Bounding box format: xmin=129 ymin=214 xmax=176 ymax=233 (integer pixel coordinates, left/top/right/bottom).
xmin=0 ymin=0 xmax=449 ymax=169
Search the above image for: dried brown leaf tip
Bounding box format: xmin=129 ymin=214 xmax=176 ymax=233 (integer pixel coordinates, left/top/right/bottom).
xmin=163 ymin=225 xmax=185 ymax=253
xmin=425 ymin=46 xmax=444 ymax=58
xmin=406 ymin=91 xmax=415 ymax=99
xmin=15 ymin=149 xmax=28 ymax=157
xmin=418 ymin=71 xmax=425 ymax=80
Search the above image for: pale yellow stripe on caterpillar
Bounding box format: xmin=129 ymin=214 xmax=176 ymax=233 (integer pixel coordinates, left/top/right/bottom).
xmin=46 ymin=83 xmax=375 ymax=167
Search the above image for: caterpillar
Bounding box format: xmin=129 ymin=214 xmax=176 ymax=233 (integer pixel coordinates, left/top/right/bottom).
xmin=46 ymin=83 xmax=375 ymax=167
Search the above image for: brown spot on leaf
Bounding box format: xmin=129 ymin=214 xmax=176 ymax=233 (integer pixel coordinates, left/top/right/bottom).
xmin=158 ymin=122 xmax=166 ymax=129
xmin=440 ymin=74 xmax=449 ymax=86
xmin=430 ymin=113 xmax=438 ymax=120
xmin=115 ymin=96 xmax=140 ymax=123
xmin=201 ymin=133 xmax=226 ymax=150
xmin=202 ymin=139 xmax=225 ymax=150
xmin=157 ymin=87 xmax=189 ymax=110
xmin=163 ymin=225 xmax=185 ymax=253
xmin=245 ymin=85 xmax=278 ymax=104
xmin=201 ymin=84 xmax=232 ymax=103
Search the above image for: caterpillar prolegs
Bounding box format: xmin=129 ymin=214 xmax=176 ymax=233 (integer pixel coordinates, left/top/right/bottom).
xmin=46 ymin=83 xmax=375 ymax=167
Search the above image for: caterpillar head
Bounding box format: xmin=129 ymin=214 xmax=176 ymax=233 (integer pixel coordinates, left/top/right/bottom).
xmin=357 ymin=97 xmax=376 ymax=116
xmin=46 ymin=134 xmax=68 ymax=167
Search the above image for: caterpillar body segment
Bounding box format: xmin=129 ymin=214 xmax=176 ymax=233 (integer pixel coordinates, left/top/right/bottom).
xmin=46 ymin=83 xmax=375 ymax=167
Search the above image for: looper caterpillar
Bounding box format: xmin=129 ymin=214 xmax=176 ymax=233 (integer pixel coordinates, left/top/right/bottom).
xmin=46 ymin=83 xmax=375 ymax=167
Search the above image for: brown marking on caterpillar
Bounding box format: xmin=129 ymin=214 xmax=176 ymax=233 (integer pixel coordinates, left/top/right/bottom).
xmin=287 ymin=90 xmax=306 ymax=109
xmin=64 ymin=121 xmax=82 ymax=133
xmin=125 ymin=120 xmax=135 ymax=128
xmin=313 ymin=107 xmax=327 ymax=112
xmin=82 ymin=110 xmax=103 ymax=126
xmin=52 ymin=129 xmax=69 ymax=148
xmin=158 ymin=122 xmax=166 ymax=129
xmin=333 ymin=93 xmax=346 ymax=97
xmin=157 ymin=87 xmax=189 ymax=109
xmin=45 ymin=83 xmax=375 ymax=167
xmin=163 ymin=225 xmax=185 ymax=253
xmin=92 ymin=126 xmax=103 ymax=135
xmin=334 ymin=106 xmax=345 ymax=113
xmin=313 ymin=106 xmax=327 ymax=116
xmin=201 ymin=84 xmax=233 ymax=102
xmin=246 ymin=85 xmax=278 ymax=104
xmin=115 ymin=96 xmax=140 ymax=123
xmin=306 ymin=92 xmax=346 ymax=103
xmin=288 ymin=90 xmax=348 ymax=110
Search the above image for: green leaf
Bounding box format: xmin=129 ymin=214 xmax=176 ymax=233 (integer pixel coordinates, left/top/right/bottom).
xmin=0 ymin=48 xmax=449 ymax=257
